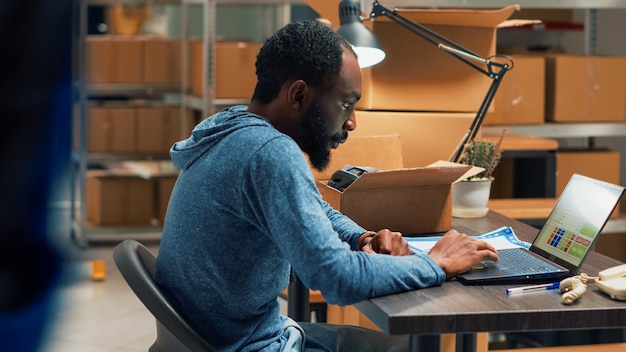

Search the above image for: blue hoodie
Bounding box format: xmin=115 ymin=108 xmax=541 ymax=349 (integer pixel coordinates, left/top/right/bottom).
xmin=154 ymin=105 xmax=446 ymax=351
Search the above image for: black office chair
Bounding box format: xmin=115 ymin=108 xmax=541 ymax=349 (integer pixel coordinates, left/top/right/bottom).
xmin=113 ymin=239 xmax=217 ymax=352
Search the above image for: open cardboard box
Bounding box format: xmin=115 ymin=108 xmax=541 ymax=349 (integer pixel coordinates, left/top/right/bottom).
xmin=351 ymin=110 xmax=478 ymax=167
xmin=305 ymin=2 xmax=539 ymax=113
xmin=358 ymin=5 xmax=522 ymax=112
xmin=312 ymin=135 xmax=481 ymax=235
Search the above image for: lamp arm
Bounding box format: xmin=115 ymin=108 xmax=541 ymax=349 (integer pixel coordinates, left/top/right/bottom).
xmin=448 ymin=69 xmax=507 ymax=162
xmin=368 ymin=1 xmax=513 ymax=162
xmin=369 ymin=1 xmax=493 ymax=77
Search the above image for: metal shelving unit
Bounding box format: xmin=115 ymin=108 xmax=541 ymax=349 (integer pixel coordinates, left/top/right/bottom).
xmin=72 ymin=0 xmax=205 ymax=246
xmin=181 ymin=0 xmax=294 ymax=116
xmin=72 ymin=0 xmax=296 ymax=246
xmin=484 ymin=123 xmax=626 ymax=139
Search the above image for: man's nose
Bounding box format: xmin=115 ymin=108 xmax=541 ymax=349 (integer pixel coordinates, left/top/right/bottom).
xmin=344 ymin=111 xmax=357 ymax=131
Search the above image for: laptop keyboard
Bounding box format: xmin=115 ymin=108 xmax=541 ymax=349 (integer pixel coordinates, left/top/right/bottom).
xmin=497 ymin=248 xmax=562 ymax=274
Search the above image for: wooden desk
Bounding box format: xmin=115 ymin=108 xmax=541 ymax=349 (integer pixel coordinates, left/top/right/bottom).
xmin=488 ymin=198 xmax=556 ymax=220
xmin=355 ymin=211 xmax=626 ymax=352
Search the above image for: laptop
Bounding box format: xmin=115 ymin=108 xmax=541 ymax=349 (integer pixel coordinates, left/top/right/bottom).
xmin=457 ymin=173 xmax=625 ymax=285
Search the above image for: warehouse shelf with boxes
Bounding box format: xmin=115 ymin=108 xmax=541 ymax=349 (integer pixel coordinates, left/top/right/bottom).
xmin=71 ymin=0 xmax=626 ymax=260
xmin=72 ymin=0 xmax=305 ymax=245
xmin=73 ymin=0 xmax=194 ymax=246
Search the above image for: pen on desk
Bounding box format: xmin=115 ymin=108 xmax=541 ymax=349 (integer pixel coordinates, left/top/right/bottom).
xmin=506 ymin=282 xmax=560 ymax=295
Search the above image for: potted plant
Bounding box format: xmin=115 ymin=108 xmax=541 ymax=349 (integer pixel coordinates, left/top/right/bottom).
xmin=458 ymin=138 xmax=502 ymax=180
xmin=452 ymin=133 xmax=504 ymax=218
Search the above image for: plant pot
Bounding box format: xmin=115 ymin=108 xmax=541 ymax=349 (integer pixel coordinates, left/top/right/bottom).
xmin=452 ymin=177 xmax=494 ymax=218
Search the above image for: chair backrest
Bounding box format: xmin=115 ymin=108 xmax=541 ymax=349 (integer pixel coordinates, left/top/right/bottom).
xmin=113 ymin=239 xmax=217 ymax=352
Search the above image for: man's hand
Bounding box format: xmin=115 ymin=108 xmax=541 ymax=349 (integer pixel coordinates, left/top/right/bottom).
xmin=427 ymin=229 xmax=499 ymax=280
xmin=359 ymin=229 xmax=412 ymax=256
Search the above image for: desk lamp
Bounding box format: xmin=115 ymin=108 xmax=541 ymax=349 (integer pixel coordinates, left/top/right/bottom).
xmin=337 ymin=0 xmax=514 ymax=162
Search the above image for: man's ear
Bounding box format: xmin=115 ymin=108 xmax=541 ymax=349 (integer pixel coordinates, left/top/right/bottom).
xmin=287 ymin=80 xmax=308 ymax=111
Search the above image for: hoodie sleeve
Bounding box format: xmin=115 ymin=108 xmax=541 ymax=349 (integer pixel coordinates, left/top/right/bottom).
xmin=241 ymin=136 xmax=446 ymax=306
xmin=321 ymin=201 xmax=367 ymax=250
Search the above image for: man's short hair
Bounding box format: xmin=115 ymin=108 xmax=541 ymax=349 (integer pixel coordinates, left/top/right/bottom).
xmin=251 ymin=20 xmax=354 ymax=104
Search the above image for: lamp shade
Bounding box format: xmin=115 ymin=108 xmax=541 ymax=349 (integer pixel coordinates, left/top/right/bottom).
xmin=336 ymin=0 xmax=385 ymax=68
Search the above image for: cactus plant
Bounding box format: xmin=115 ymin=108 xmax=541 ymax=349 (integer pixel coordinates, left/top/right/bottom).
xmin=458 ymin=138 xmax=502 ymax=180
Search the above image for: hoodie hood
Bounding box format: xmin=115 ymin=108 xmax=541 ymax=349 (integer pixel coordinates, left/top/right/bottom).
xmin=170 ymin=105 xmax=271 ymax=170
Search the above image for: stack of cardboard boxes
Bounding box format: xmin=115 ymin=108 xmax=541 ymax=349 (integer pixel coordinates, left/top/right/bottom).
xmin=344 ymin=6 xmax=626 ymax=192
xmin=485 ymin=53 xmax=625 ymax=200
xmin=86 ymin=35 xmax=260 ymax=94
xmin=485 ymin=8 xmax=626 ymax=199
xmin=85 ymin=36 xmax=261 ymax=228
xmin=87 ymin=36 xmax=181 ymax=85
xmin=86 ymin=35 xmax=182 ymax=228
xmin=86 ymin=162 xmax=178 ymax=227
xmin=86 ymin=106 xmax=189 ymax=155
xmin=314 ymin=6 xmax=518 ymax=239
xmin=310 ymin=135 xmax=473 ymax=235
xmin=189 ymin=40 xmax=261 ymax=99
xmin=488 ymin=12 xmax=626 ymax=262
xmin=298 ymin=7 xmax=515 ymax=236
xmin=349 ymin=6 xmax=522 ymax=168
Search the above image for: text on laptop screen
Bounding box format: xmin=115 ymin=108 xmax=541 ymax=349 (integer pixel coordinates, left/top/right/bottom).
xmin=533 ymin=175 xmax=624 ymax=267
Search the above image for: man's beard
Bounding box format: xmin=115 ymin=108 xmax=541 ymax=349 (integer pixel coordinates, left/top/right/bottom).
xmin=300 ymin=102 xmax=347 ymax=172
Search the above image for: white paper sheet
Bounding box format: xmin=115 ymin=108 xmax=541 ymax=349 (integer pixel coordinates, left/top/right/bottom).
xmin=407 ymin=226 xmax=530 ymax=253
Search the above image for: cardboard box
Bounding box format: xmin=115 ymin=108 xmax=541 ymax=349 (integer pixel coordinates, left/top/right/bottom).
xmin=351 ymin=110 xmax=476 ymax=167
xmin=318 ymin=165 xmax=471 ymax=235
xmin=556 ymin=149 xmax=620 ymax=195
xmin=136 ymin=107 xmax=181 ymax=154
xmin=88 ymin=36 xmax=181 ymax=84
xmin=595 ymin=233 xmax=626 ymax=262
xmin=356 ymin=6 xmax=519 ymax=112
xmin=86 ymin=173 xmax=154 ymax=225
xmin=484 ymin=55 xmax=545 ymax=125
xmin=310 ymin=134 xmax=404 ymax=180
xmin=312 ymin=135 xmax=474 ymax=234
xmin=88 ymin=106 xmax=137 ymax=153
xmin=111 ymin=36 xmax=143 ymax=83
xmin=87 ymin=36 xmax=114 ymax=83
xmin=143 ymin=38 xmax=181 ymax=84
xmin=190 ymin=40 xmax=261 ymax=99
xmin=87 ymin=36 xmax=143 ymax=83
xmin=302 ymin=0 xmax=340 ymax=29
xmin=557 ymin=149 xmax=621 ymax=217
xmin=546 ymin=55 xmax=626 ymax=122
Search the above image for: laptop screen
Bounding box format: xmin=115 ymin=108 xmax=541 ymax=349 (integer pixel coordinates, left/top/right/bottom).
xmin=531 ymin=174 xmax=624 ymax=268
